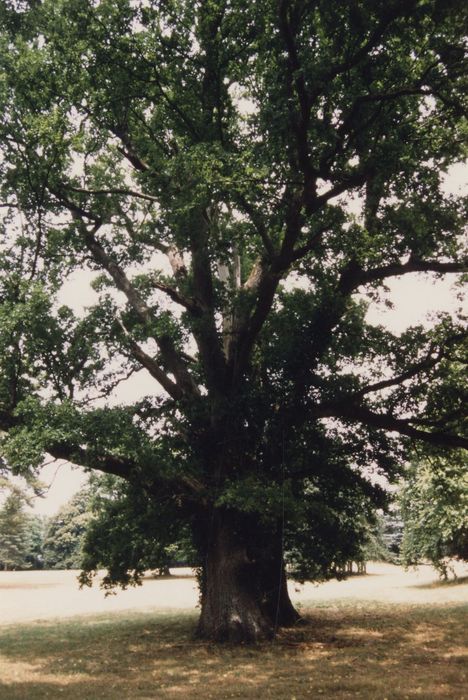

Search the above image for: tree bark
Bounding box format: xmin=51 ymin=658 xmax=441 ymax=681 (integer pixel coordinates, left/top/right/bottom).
xmin=255 ymin=526 xmax=303 ymax=628
xmin=196 ymin=512 xmax=275 ymax=642
xmin=261 ymin=557 xmax=302 ymax=628
xmin=195 ymin=512 xmax=300 ymax=642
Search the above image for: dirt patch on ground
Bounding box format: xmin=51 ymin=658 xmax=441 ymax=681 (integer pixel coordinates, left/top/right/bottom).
xmin=0 ymin=562 xmax=467 ymax=626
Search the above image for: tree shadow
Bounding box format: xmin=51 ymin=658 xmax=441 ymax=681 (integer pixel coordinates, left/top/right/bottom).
xmin=0 ymin=603 xmax=466 ymax=699
xmin=410 ymin=575 xmax=468 ymax=590
xmin=145 ymin=572 xmax=197 ymax=581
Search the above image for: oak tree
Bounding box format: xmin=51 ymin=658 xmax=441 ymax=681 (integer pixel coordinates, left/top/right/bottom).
xmin=0 ymin=0 xmax=467 ymax=640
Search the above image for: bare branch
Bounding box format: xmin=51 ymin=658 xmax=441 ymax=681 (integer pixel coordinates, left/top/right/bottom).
xmin=242 ymin=258 xmax=265 ymax=292
xmin=47 ymin=442 xmax=133 ymax=480
xmin=78 ymin=366 xmax=139 ymax=406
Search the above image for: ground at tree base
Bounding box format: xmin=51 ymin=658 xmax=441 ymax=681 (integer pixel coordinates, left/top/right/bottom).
xmin=0 ymin=563 xmax=466 ymax=699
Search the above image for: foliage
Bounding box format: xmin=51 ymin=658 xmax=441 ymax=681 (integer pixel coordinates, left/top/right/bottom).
xmin=0 ymin=478 xmax=45 ymax=570
xmin=400 ymin=452 xmax=468 ymax=577
xmin=284 ymin=452 xmax=389 ymax=580
xmin=362 ymin=512 xmax=401 ymax=563
xmin=80 ymin=475 xmax=198 ymax=589
xmin=0 ymin=0 xmax=467 ymax=638
xmin=23 ymin=513 xmax=46 ymax=570
xmin=380 ymin=511 xmax=405 ymax=559
xmin=43 ymin=488 xmax=93 ymax=569
xmin=0 ymin=491 xmax=31 ymax=570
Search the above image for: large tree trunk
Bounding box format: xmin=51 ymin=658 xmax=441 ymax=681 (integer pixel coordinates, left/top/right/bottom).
xmin=196 ymin=513 xmax=274 ymax=642
xmin=195 ymin=511 xmax=300 ymax=642
xmin=261 ymin=556 xmax=303 ymax=628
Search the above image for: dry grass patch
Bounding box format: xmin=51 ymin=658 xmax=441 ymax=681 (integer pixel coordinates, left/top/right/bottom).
xmin=0 ymin=602 xmax=467 ymax=699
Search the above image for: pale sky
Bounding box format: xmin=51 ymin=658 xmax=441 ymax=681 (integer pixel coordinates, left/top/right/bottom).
xmin=27 ymin=164 xmax=467 ymax=516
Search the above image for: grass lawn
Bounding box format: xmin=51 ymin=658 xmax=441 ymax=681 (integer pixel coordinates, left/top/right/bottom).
xmin=0 ymin=599 xmax=467 ymax=699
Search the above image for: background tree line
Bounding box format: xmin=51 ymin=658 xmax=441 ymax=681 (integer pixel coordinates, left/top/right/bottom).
xmin=0 ymin=475 xmax=197 ymax=573
xmin=0 ymin=477 xmax=87 ymax=570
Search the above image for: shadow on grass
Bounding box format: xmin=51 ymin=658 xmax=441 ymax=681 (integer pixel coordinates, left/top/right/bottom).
xmin=145 ymin=573 xmax=197 ymax=581
xmin=335 ymin=572 xmax=380 ymax=578
xmin=410 ymin=575 xmax=468 ymax=590
xmin=0 ymin=602 xmax=467 ymax=699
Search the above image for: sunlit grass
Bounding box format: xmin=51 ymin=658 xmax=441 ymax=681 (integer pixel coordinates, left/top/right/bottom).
xmin=1 ymin=601 xmax=467 ymax=699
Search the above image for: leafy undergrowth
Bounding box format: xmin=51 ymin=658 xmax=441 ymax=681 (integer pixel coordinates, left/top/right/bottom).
xmin=0 ymin=602 xmax=466 ymax=699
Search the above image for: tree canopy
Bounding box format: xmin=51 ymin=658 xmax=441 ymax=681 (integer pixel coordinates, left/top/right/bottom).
xmin=400 ymin=451 xmax=468 ymax=577
xmin=0 ymin=0 xmax=467 ymax=641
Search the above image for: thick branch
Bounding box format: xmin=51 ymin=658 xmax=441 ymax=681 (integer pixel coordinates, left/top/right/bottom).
xmin=47 ymin=441 xmax=204 ymax=498
xmin=233 ymin=194 xmax=276 ymax=259
xmin=316 ymin=165 xmax=374 ymax=207
xmin=187 ymin=211 xmax=228 ymax=393
xmin=291 ymin=225 xmax=330 ymax=261
xmin=297 ymin=259 xmax=362 ymax=375
xmin=167 ymin=245 xmax=188 ymax=278
xmin=231 ymin=191 xmax=303 ymax=376
xmin=47 ymin=442 xmax=133 ymax=480
xmin=230 ymin=265 xmax=282 ymax=377
xmin=112 ymin=127 xmax=151 ymax=172
xmin=358 ymin=256 xmax=468 ymax=284
xmin=316 ymin=402 xmax=468 ymax=450
xmin=55 ymin=191 xmax=101 ymax=223
xmin=83 ymin=230 xmax=198 ymax=396
xmin=81 ymin=227 xmax=153 ymax=320
xmin=116 ymin=319 xmax=184 ymax=401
